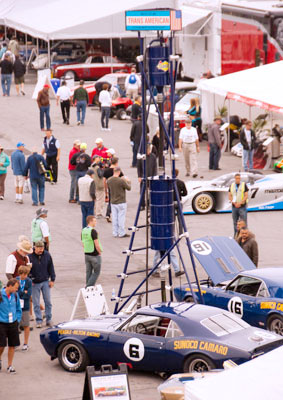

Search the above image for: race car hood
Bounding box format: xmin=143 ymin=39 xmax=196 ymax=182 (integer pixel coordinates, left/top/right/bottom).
xmin=190 ymin=236 xmax=256 ymax=285
xmin=57 ymin=315 xmax=127 ymax=332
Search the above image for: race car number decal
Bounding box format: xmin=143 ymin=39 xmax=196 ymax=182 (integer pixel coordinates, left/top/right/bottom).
xmin=191 ymin=240 xmax=212 ymax=256
xmin=123 ymin=338 xmax=144 ymax=362
xmin=228 ymin=296 xmax=243 ymax=318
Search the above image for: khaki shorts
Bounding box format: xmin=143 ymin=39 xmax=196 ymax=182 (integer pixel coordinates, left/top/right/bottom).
xmin=14 ymin=175 xmax=25 ymax=187
xmin=20 ymin=310 xmax=30 ymax=327
xmin=15 ymin=76 xmax=24 ymax=85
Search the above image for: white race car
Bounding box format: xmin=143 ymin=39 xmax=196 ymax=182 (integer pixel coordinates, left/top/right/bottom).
xmin=182 ymin=172 xmax=283 ymax=214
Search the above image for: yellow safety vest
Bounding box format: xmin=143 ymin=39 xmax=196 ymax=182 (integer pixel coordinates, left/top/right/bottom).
xmin=230 ymin=182 xmax=248 ymax=204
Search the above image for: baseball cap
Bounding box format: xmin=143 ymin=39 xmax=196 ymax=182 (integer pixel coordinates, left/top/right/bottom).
xmin=80 ymin=143 xmax=87 ymax=150
xmin=34 ymin=240 xmax=45 ymax=248
xmin=36 ymin=207 xmax=48 ymax=218
xmin=95 ymin=138 xmax=103 ymax=144
xmin=73 ymin=139 xmax=81 ymax=146
xmin=17 ymin=142 xmax=25 ymax=147
xmin=43 ymin=84 xmax=50 ymax=88
xmin=107 ymin=148 xmax=115 ymax=155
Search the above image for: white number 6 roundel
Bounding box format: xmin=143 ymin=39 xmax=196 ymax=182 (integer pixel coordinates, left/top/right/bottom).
xmin=228 ymin=296 xmax=243 ymax=318
xmin=123 ymin=338 xmax=145 ymax=361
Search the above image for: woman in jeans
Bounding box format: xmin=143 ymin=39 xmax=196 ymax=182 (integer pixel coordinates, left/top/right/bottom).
xmin=0 ymin=145 xmax=10 ymax=200
xmin=99 ymin=84 xmax=112 ymax=131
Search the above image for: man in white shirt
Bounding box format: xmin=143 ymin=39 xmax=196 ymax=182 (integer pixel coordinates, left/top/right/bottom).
xmin=125 ymin=67 xmax=141 ymax=100
xmin=179 ymin=119 xmax=200 ymax=177
xmin=240 ymin=120 xmax=256 ymax=171
xmin=56 ymin=81 xmax=72 ymax=125
xmin=98 ymin=84 xmax=112 ymax=131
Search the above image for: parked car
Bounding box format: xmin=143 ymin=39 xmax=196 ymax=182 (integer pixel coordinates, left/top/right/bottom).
xmin=174 ymin=236 xmax=283 ymax=335
xmin=40 ymin=301 xmax=283 ymax=374
xmin=182 ymin=171 xmax=283 ymax=215
xmin=54 ymin=55 xmax=133 ymax=80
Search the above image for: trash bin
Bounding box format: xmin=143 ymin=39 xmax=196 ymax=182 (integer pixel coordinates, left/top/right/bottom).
xmin=50 ymin=78 xmax=60 ymax=94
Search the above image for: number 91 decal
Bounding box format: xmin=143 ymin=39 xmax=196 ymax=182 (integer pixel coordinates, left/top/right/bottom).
xmin=123 ymin=338 xmax=145 ymax=362
xmin=191 ymin=240 xmax=212 ymax=256
xmin=228 ymin=296 xmax=243 ymax=318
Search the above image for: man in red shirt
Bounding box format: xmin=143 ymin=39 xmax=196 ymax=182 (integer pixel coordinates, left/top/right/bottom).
xmin=91 ymin=138 xmax=108 ymax=164
xmin=68 ymin=139 xmax=81 ymax=203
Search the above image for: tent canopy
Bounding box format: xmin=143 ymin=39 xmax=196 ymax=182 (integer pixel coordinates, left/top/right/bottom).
xmin=198 ymin=61 xmax=283 ymax=114
xmin=185 ymin=345 xmax=283 ymax=400
xmin=2 ymin=0 xmax=212 ymax=41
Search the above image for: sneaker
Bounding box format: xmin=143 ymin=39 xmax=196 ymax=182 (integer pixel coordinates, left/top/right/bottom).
xmin=7 ymin=366 xmax=16 ymax=374
xmin=106 ymin=216 xmax=111 ymax=223
xmin=18 ymin=199 xmax=23 ymax=204
xmin=69 ymin=199 xmax=77 ymax=203
xmin=36 ymin=323 xmax=42 ymax=328
xmin=22 ymin=344 xmax=29 ymax=352
xmin=15 ymin=199 xmax=19 ymax=203
xmin=32 ymin=202 xmax=38 ymax=206
xmin=0 ymin=196 xmax=4 ymax=200
xmin=40 ymin=202 xmax=45 ymax=205
xmin=21 ymin=90 xmax=25 ymax=96
xmin=106 ymin=128 xmax=111 ymax=131
xmin=175 ymin=271 xmax=185 ymax=277
xmin=119 ymin=234 xmax=130 ymax=238
xmin=192 ymin=174 xmax=198 ymax=178
xmin=30 ymin=315 xmax=34 ymax=321
xmin=77 ymin=121 xmax=81 ymax=126
xmin=46 ymin=320 xmax=53 ymax=327
xmin=66 ymin=120 xmax=69 ymax=125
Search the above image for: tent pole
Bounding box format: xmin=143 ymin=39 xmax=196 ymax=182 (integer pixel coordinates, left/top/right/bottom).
xmin=4 ymin=24 xmax=6 ymax=40
xmin=249 ymin=106 xmax=251 ymax=120
xmin=47 ymin=39 xmax=50 ymax=69
xmin=25 ymin=33 xmax=28 ymax=72
xmin=36 ymin=38 xmax=39 ymax=56
xmin=228 ymin=99 xmax=231 ymax=152
xmin=110 ymin=37 xmax=113 ymax=73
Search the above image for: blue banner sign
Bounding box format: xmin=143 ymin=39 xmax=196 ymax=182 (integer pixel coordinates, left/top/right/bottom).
xmin=125 ymin=9 xmax=182 ymax=31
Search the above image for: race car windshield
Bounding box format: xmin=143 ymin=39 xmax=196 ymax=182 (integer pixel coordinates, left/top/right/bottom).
xmin=201 ymin=312 xmax=249 ymax=337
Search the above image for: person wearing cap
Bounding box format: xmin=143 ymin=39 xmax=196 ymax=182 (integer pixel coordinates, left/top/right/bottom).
xmin=208 ymin=116 xmax=222 ymax=170
xmin=125 ymin=67 xmax=141 ymax=100
xmin=56 ymin=80 xmax=72 ymax=125
xmin=0 ymin=53 xmax=13 ymax=96
xmin=31 ymin=208 xmax=51 ymax=251
xmin=105 ymin=148 xmax=115 ymax=167
xmin=81 ymin=215 xmax=102 ymax=287
xmin=91 ymin=138 xmax=108 ymax=164
xmin=24 ymin=149 xmax=47 ymax=206
xmin=68 ymin=139 xmax=81 ymax=203
xmin=92 ymin=156 xmax=105 ymax=218
xmin=72 ymin=80 xmax=89 ymax=126
xmin=29 ymin=241 xmax=56 ymax=328
xmin=41 ymin=129 xmax=61 ymax=184
xmin=99 ymin=83 xmax=112 ymax=131
xmin=11 ymin=142 xmax=26 ymax=203
xmin=78 ymin=169 xmax=96 ymax=228
xmin=0 ymin=145 xmax=10 ymax=200
xmin=70 ymin=143 xmax=92 ymax=187
xmin=37 ymin=84 xmax=51 ymax=131
xmin=6 ymin=237 xmax=33 ymax=280
xmin=107 ymin=167 xmax=131 ymax=238
xmin=178 ymin=119 xmax=200 ymax=178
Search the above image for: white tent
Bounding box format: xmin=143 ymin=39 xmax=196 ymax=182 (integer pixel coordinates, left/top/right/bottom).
xmin=185 ymin=345 xmax=283 ymax=400
xmin=198 ymin=60 xmax=283 ymax=114
xmin=2 ymin=0 xmax=212 ymax=40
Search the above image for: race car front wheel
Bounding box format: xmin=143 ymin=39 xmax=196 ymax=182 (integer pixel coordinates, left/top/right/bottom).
xmin=267 ymin=315 xmax=283 ymax=335
xmin=192 ymin=192 xmax=215 ymax=214
xmin=58 ymin=340 xmax=89 ymax=372
xmin=183 ymin=354 xmax=215 ymax=373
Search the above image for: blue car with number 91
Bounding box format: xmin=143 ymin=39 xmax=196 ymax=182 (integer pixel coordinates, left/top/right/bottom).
xmin=174 ymin=236 xmax=283 ymax=336
xmin=40 ymin=301 xmax=283 ymax=374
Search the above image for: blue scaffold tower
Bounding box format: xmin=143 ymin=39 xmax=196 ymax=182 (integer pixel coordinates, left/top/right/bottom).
xmin=113 ymin=9 xmax=203 ymax=314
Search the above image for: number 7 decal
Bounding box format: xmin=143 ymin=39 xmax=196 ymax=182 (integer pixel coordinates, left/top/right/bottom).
xmin=250 ymin=188 xmax=259 ymax=199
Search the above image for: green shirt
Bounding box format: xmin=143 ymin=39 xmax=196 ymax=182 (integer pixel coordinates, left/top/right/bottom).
xmin=73 ymin=87 xmax=89 ymax=103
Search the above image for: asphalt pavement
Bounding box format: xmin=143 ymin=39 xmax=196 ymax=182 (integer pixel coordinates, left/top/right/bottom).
xmin=0 ymin=77 xmax=282 ymax=399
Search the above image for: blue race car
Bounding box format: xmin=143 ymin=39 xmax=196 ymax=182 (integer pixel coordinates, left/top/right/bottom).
xmin=174 ymin=236 xmax=283 ymax=335
xmin=40 ymin=302 xmax=283 ymax=374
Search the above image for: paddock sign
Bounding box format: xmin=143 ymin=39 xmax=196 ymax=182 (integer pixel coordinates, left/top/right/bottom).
xmin=125 ymin=9 xmax=182 ymax=31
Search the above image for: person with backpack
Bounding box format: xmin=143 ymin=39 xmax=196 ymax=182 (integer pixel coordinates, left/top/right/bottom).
xmin=24 ymin=149 xmax=47 ymax=206
xmin=125 ymin=67 xmax=141 ymax=100
xmin=0 ymin=278 xmax=22 ymax=374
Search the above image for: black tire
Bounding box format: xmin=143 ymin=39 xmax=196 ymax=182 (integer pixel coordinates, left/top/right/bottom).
xmin=267 ymin=314 xmax=283 ymax=335
xmin=110 ymin=109 xmax=115 ymax=118
xmin=192 ymin=192 xmax=215 ymax=214
xmin=116 ymin=108 xmax=127 ymax=120
xmin=183 ymin=354 xmax=215 ymax=373
xmin=63 ymin=70 xmax=76 ymax=80
xmin=57 ymin=340 xmax=89 ymax=372
xmin=92 ymin=93 xmax=99 ymax=106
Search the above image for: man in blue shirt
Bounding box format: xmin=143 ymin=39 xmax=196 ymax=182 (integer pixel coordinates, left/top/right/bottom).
xmin=0 ymin=278 xmax=22 ymax=374
xmin=24 ymin=149 xmax=47 ymax=206
xmin=11 ymin=141 xmax=26 ymax=204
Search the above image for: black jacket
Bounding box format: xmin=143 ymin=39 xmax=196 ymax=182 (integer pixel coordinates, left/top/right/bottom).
xmin=131 ymin=103 xmax=142 ymax=121
xmin=13 ymin=58 xmax=26 ymax=78
xmin=70 ymin=151 xmax=91 ymax=172
xmin=29 ymin=250 xmax=56 ymax=283
xmin=240 ymin=128 xmax=256 ymax=150
xmin=0 ymin=59 xmax=13 ymax=74
xmin=137 ymin=153 xmax=157 ymax=178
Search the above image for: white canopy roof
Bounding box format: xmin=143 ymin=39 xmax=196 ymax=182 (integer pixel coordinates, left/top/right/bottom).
xmin=185 ymin=346 xmax=283 ymax=400
xmin=198 ymin=61 xmax=283 ymax=114
xmin=2 ymin=0 xmax=212 ymax=40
